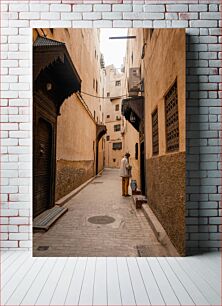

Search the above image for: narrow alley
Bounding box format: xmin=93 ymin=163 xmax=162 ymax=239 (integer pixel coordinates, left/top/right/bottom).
xmin=33 ymin=169 xmax=172 ymax=257
xmin=33 ymin=28 xmax=186 ymax=256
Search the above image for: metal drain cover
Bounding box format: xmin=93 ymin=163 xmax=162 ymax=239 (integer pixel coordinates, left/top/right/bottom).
xmin=37 ymin=246 xmax=49 ymax=251
xmin=88 ymin=215 xmax=115 ymax=225
xmin=92 ymin=181 xmax=104 ymax=184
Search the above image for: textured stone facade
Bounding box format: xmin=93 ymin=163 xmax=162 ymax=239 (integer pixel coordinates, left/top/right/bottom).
xmin=147 ymin=152 xmax=186 ymax=255
xmin=55 ymin=160 xmax=94 ymax=201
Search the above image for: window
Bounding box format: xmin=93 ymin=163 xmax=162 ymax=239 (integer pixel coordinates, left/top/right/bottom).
xmin=115 ymin=104 xmax=119 ymax=111
xmin=113 ymin=159 xmax=116 ymax=162
xmin=115 ymin=80 xmax=121 ymax=86
xmin=96 ymin=80 xmax=98 ymax=93
xmin=94 ymin=111 xmax=96 ymax=119
xmin=107 ymin=92 xmax=110 ymax=97
xmin=165 ymin=81 xmax=179 ymax=152
xmin=93 ymin=79 xmax=95 ymax=89
xmin=114 ymin=124 xmax=121 ymax=132
xmin=106 ymin=135 xmax=110 ymax=141
xmin=106 ymin=115 xmax=110 ymax=118
xmin=135 ymin=143 xmax=138 ymax=160
xmin=113 ymin=142 xmax=122 ymax=150
xmin=152 ymin=108 xmax=159 ymax=155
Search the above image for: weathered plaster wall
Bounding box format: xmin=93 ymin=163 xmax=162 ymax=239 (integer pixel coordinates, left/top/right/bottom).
xmin=122 ymin=28 xmax=143 ymax=189
xmin=33 ymin=29 xmax=104 ymax=200
xmin=144 ymin=29 xmax=186 ymax=254
xmin=98 ymin=138 xmax=104 ymax=173
xmin=104 ymin=69 xmax=124 ymax=168
xmin=55 ymin=160 xmax=94 ymax=201
xmin=144 ymin=29 xmax=186 ymax=158
xmin=122 ymin=121 xmax=141 ymax=188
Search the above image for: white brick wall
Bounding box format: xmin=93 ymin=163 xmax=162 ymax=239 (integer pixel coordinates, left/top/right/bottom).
xmin=1 ymin=0 xmax=221 ymax=254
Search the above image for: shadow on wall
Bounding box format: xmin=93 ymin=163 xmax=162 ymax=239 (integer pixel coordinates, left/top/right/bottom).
xmin=186 ymin=34 xmax=201 ymax=255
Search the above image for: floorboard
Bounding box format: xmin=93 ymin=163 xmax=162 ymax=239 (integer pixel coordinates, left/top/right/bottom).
xmin=127 ymin=257 xmax=150 ymax=305
xmin=157 ymin=258 xmax=195 ymax=305
xmin=21 ymin=258 xmax=57 ymax=305
xmin=176 ymin=257 xmax=221 ymax=305
xmin=93 ymin=257 xmax=107 ymax=305
xmin=2 ymin=256 xmax=37 ymax=305
xmin=78 ymin=257 xmax=96 ymax=305
xmin=64 ymin=257 xmax=87 ymax=306
xmin=184 ymin=256 xmax=220 ymax=294
xmin=147 ymin=257 xmax=180 ymax=305
xmin=107 ymin=258 xmax=122 ymax=306
xmin=0 ymin=251 xmax=15 ymax=263
xmin=50 ymin=257 xmax=78 ymax=305
xmin=1 ymin=251 xmax=221 ymax=306
xmin=35 ymin=257 xmax=67 ymax=305
xmin=5 ymin=257 xmax=47 ymax=305
xmin=117 ymin=257 xmax=136 ymax=305
xmin=166 ymin=257 xmax=210 ymax=305
xmin=136 ymin=257 xmax=165 ymax=305
xmin=1 ymin=252 xmax=30 ymax=290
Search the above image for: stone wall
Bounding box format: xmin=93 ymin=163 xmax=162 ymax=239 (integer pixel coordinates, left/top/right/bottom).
xmin=55 ymin=159 xmax=94 ymax=201
xmin=147 ymin=152 xmax=186 ymax=255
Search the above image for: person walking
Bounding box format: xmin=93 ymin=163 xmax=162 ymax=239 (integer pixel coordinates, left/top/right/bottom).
xmin=120 ymin=152 xmax=132 ymax=197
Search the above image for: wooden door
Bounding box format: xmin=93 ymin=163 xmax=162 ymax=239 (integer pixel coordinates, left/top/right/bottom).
xmin=34 ymin=117 xmax=52 ymax=218
xmin=140 ymin=141 xmax=145 ymax=195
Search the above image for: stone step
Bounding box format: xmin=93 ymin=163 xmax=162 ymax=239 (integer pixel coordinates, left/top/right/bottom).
xmin=132 ymin=195 xmax=147 ymax=209
xmin=33 ymin=206 xmax=68 ymax=231
xmin=132 ymin=189 xmax=142 ymax=195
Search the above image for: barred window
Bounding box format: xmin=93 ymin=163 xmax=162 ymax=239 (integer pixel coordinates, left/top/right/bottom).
xmin=152 ymin=108 xmax=159 ymax=156
xmin=165 ymin=81 xmax=179 ymax=152
xmin=114 ymin=124 xmax=121 ymax=132
xmin=113 ymin=142 xmax=122 ymax=150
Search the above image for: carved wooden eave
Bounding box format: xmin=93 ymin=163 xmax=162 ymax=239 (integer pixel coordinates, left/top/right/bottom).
xmin=121 ymin=96 xmax=144 ymax=132
xmin=96 ymin=124 xmax=107 ymax=142
xmin=33 ymin=36 xmax=82 ymax=113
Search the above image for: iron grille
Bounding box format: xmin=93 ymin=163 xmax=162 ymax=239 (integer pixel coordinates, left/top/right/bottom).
xmin=165 ymin=81 xmax=179 ymax=152
xmin=152 ymin=108 xmax=159 ymax=155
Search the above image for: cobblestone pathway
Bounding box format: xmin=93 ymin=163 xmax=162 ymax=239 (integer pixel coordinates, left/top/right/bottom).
xmin=33 ymin=168 xmax=163 ymax=257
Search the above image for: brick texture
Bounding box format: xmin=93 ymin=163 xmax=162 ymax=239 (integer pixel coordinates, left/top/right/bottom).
xmin=0 ymin=0 xmax=221 ymax=254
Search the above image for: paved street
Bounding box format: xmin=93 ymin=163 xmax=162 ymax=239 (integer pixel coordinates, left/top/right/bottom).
xmin=34 ymin=169 xmax=166 ymax=257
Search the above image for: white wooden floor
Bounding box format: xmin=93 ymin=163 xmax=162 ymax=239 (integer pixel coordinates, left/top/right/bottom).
xmin=1 ymin=251 xmax=221 ymax=305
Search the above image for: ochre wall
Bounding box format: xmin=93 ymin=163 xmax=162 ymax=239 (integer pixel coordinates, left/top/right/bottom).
xmin=104 ymin=73 xmax=124 ymax=168
xmin=56 ymin=97 xmax=96 ymax=162
xmin=34 ymin=29 xmax=105 ymax=200
xmin=144 ymin=29 xmax=186 ymax=255
xmin=56 ymin=160 xmax=94 ymax=201
xmin=98 ymin=138 xmax=104 ymax=173
xmin=122 ymin=28 xmax=143 ymax=189
xmin=144 ymin=29 xmax=186 ymax=158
